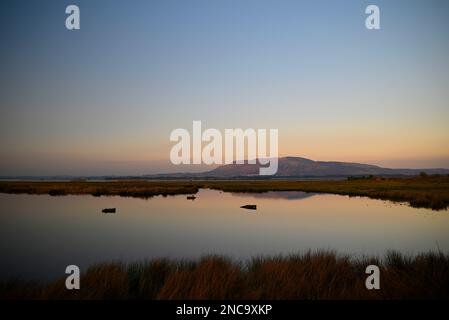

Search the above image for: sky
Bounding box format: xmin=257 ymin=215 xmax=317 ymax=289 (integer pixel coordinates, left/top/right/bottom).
xmin=1 ymin=0 xmax=448 ymax=176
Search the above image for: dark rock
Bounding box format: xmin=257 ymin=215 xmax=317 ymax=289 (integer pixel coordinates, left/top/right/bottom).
xmin=240 ymin=205 xmax=257 ymax=210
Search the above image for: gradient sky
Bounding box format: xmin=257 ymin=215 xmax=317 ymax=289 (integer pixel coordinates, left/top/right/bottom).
xmin=1 ymin=0 xmax=448 ymax=175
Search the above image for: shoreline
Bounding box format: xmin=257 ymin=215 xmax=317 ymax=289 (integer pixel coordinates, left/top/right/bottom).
xmin=0 ymin=176 xmax=448 ymax=210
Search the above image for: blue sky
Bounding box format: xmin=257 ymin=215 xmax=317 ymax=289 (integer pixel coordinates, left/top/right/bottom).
xmin=1 ymin=0 xmax=448 ymax=175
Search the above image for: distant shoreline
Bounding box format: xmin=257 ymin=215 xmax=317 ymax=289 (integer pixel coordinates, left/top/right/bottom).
xmin=0 ymin=176 xmax=448 ymax=210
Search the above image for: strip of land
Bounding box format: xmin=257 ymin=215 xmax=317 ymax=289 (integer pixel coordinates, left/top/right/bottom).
xmin=0 ymin=176 xmax=448 ymax=210
xmin=1 ymin=251 xmax=448 ymax=299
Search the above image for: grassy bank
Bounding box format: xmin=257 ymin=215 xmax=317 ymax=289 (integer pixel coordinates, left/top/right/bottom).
xmin=0 ymin=180 xmax=200 ymax=198
xmin=201 ymin=176 xmax=449 ymax=210
xmin=1 ymin=251 xmax=448 ymax=299
xmin=0 ymin=176 xmax=448 ymax=209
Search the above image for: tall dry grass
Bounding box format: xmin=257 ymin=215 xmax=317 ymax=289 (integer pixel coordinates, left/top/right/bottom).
xmin=1 ymin=251 xmax=448 ymax=300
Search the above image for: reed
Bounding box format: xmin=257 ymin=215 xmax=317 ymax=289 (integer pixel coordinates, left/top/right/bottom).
xmin=1 ymin=251 xmax=448 ymax=300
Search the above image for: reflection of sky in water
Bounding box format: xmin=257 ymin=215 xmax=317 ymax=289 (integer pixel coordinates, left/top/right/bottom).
xmin=231 ymin=191 xmax=316 ymax=200
xmin=0 ymin=189 xmax=448 ymax=280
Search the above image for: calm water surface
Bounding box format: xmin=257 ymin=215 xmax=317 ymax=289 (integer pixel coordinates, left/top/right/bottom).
xmin=0 ymin=189 xmax=448 ymax=280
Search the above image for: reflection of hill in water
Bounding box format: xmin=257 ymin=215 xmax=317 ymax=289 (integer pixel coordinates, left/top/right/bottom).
xmin=231 ymin=191 xmax=316 ymax=200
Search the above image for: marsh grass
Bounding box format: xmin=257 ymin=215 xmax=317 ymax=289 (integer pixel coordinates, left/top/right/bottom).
xmin=200 ymin=176 xmax=449 ymax=210
xmin=0 ymin=176 xmax=448 ymax=209
xmin=1 ymin=251 xmax=448 ymax=300
xmin=0 ymin=181 xmax=199 ymax=199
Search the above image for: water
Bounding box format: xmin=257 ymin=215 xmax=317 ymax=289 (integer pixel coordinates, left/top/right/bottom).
xmin=0 ymin=189 xmax=448 ymax=280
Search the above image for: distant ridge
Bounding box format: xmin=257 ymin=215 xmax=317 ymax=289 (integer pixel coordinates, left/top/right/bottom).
xmin=3 ymin=157 xmax=448 ymax=180
xmin=202 ymin=157 xmax=449 ymax=178
xmin=145 ymin=157 xmax=449 ymax=179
